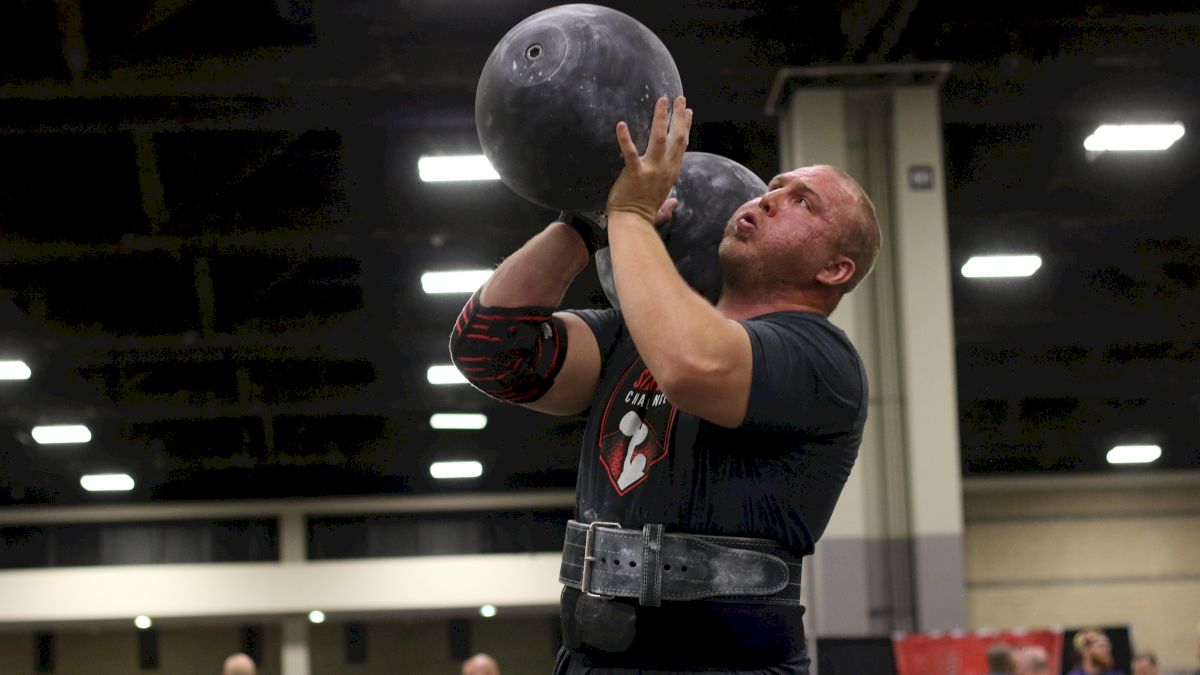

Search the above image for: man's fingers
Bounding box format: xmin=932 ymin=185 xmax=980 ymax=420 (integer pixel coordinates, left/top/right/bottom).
xmin=668 ymin=97 xmax=691 ymax=159
xmin=654 ymin=197 xmax=678 ymax=226
xmin=615 ymin=121 xmax=640 ymax=168
xmin=646 ymin=96 xmax=670 ymax=157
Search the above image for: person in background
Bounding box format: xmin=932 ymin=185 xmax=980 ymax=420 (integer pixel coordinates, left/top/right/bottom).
xmin=987 ymin=643 xmax=1017 ymax=675
xmin=1130 ymin=652 xmax=1159 ymax=675
xmin=221 ymin=653 xmax=257 ymax=675
xmin=1016 ymin=645 xmax=1050 ymax=675
xmin=462 ymin=653 xmax=501 ymax=675
xmin=1067 ymin=629 xmax=1124 ymax=675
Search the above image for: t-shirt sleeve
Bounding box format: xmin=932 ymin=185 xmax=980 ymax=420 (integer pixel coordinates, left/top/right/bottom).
xmin=564 ymin=307 xmax=623 ymax=363
xmin=738 ymin=313 xmax=866 ymax=435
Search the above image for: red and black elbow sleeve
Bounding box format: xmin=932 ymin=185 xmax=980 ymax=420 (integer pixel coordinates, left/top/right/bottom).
xmin=448 ymin=290 xmax=569 ymax=403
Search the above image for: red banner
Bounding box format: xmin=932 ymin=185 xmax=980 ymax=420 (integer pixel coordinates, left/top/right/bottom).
xmin=892 ymin=629 xmax=1063 ymax=675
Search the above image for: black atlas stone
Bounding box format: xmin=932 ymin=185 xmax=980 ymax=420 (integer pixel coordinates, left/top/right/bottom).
xmin=596 ymin=152 xmax=768 ymax=308
xmin=475 ymin=3 xmax=683 ymax=211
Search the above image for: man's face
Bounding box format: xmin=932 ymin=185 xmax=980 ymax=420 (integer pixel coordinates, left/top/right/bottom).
xmin=718 ymin=166 xmax=855 ymax=291
xmin=1131 ymin=656 xmax=1158 ymax=675
xmin=1084 ymin=634 xmax=1114 ymax=669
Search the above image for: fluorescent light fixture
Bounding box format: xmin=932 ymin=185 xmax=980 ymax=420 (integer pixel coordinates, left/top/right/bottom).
xmin=134 ymin=616 xmax=153 ymax=630
xmin=479 ymin=604 xmax=497 ymax=618
xmin=308 ymin=610 xmax=326 ymax=624
xmin=32 ymin=424 xmax=92 ymax=444
xmin=80 ymin=473 xmax=134 ymax=492
xmin=421 ymin=269 xmax=493 ymax=294
xmin=427 ymin=365 xmax=468 ymax=385
xmin=430 ymin=413 xmax=488 ymax=430
xmin=0 ymin=360 xmax=31 ymax=380
xmin=961 ymin=255 xmax=1042 ymax=279
xmin=430 ymin=460 xmax=483 ymax=479
xmin=1084 ymin=123 xmax=1185 ymax=152
xmin=418 ymin=155 xmax=500 ymax=182
xmin=1106 ymin=444 xmax=1162 ymax=464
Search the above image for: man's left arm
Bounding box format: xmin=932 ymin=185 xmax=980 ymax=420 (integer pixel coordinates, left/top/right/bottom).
xmin=605 ymin=96 xmax=752 ymax=428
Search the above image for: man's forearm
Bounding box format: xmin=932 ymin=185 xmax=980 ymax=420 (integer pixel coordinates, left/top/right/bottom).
xmin=607 ymin=212 xmax=733 ymax=381
xmin=479 ymin=221 xmax=591 ymax=308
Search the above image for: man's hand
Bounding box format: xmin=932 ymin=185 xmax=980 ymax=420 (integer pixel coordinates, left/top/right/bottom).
xmin=654 ymin=197 xmax=678 ymax=226
xmin=607 ymin=96 xmax=692 ymax=225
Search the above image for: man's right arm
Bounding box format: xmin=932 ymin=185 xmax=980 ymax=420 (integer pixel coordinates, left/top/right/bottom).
xmin=448 ymin=220 xmax=602 ymax=416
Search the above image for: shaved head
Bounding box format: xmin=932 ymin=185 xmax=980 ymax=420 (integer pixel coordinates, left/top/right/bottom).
xmin=814 ymin=165 xmax=880 ymax=293
xmin=462 ymin=653 xmax=500 ymax=675
xmin=222 ymin=653 xmax=257 ymax=675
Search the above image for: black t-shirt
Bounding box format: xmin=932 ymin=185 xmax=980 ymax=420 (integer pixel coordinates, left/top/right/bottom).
xmin=561 ymin=307 xmax=868 ymax=669
xmin=569 ymin=307 xmax=867 ymax=556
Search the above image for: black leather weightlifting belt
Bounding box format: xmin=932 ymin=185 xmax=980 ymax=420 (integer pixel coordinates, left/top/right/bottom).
xmin=558 ymin=520 xmax=802 ymax=607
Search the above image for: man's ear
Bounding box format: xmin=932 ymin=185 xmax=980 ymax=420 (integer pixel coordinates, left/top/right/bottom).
xmin=816 ymin=256 xmax=855 ymax=286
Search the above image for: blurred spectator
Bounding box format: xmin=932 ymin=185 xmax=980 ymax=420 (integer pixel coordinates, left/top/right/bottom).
xmin=1016 ymin=644 xmax=1050 ymax=675
xmin=462 ymin=653 xmax=500 ymax=675
xmin=1067 ymin=629 xmax=1124 ymax=675
xmin=222 ymin=653 xmax=257 ymax=675
xmin=988 ymin=643 xmax=1017 ymax=675
xmin=1130 ymin=652 xmax=1158 ymax=675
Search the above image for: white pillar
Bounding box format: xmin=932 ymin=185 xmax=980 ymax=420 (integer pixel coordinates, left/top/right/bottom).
xmin=889 ymin=85 xmax=966 ymax=630
xmin=279 ymin=511 xmax=306 ymax=563
xmin=279 ymin=512 xmax=311 ymax=675
xmin=281 ymin=618 xmax=311 ymax=675
xmin=769 ymin=63 xmax=965 ymax=635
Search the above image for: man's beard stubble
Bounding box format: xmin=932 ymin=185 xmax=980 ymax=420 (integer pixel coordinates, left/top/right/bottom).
xmin=718 ymin=237 xmax=808 ymax=298
xmin=1090 ymin=651 xmax=1115 ymax=670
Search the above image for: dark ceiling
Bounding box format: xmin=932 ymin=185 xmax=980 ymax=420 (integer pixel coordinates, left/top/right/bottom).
xmin=0 ymin=0 xmax=1197 ymax=506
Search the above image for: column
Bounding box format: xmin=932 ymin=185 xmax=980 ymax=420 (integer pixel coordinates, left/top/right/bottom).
xmin=769 ymin=63 xmax=965 ymax=635
xmin=279 ymin=511 xmax=312 ymax=675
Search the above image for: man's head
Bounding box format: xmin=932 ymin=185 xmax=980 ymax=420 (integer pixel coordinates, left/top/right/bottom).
xmin=1015 ymin=645 xmax=1049 ymax=675
xmin=718 ymin=164 xmax=880 ymax=312
xmin=462 ymin=653 xmax=500 ymax=675
xmin=1131 ymin=652 xmax=1159 ymax=675
xmin=986 ymin=642 xmax=1016 ymax=673
xmin=1073 ymin=629 xmax=1114 ymax=670
xmin=221 ymin=653 xmax=257 ymax=675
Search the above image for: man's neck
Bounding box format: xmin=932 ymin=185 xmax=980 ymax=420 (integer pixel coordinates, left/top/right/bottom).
xmin=716 ymin=287 xmax=833 ymax=321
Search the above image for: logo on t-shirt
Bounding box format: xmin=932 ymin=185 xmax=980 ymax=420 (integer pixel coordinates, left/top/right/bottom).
xmin=597 ymin=360 xmax=676 ymax=495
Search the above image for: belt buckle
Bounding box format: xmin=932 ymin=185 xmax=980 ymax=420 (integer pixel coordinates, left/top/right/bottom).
xmin=581 ymin=521 xmax=621 ymax=600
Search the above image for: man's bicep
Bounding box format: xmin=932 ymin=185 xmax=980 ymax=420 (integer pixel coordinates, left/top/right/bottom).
xmin=523 ymin=311 xmax=601 ymax=416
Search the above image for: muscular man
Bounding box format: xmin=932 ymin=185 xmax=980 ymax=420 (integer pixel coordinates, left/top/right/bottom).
xmin=450 ymin=96 xmax=879 ymax=673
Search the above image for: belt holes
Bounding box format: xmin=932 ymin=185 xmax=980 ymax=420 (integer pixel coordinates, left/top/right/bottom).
xmin=613 ymin=559 xmax=620 ymax=566
xmin=629 ymin=561 xmax=636 ymax=568
xmin=681 ymin=565 xmax=688 ymax=572
xmin=663 ymin=564 xmax=671 ymax=571
xmin=601 ymin=557 xmax=607 ymax=563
